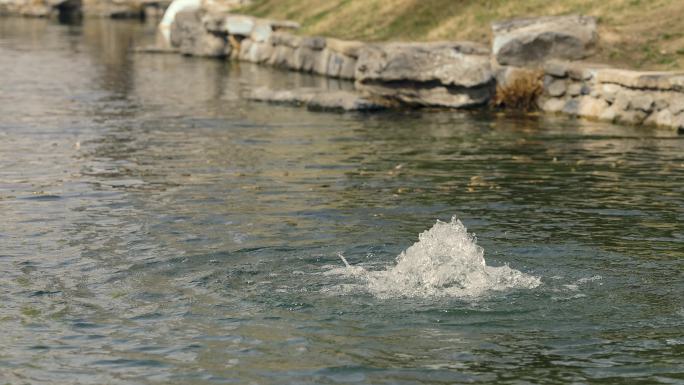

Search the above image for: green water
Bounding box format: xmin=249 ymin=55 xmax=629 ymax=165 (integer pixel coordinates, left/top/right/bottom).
xmin=0 ymin=17 xmax=683 ymax=385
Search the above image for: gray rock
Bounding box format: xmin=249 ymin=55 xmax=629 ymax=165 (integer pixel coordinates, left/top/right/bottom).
xmin=600 ymin=83 xmax=621 ymax=103
xmin=629 ymin=94 xmax=654 ymax=112
xmin=300 ymin=36 xmax=327 ymax=50
xmin=644 ymin=109 xmax=675 ymax=128
xmin=577 ymin=96 xmax=609 ymax=118
xmin=543 ymin=74 xmax=555 ymax=88
xmin=248 ymin=87 xmax=385 ymax=112
xmin=326 ymin=38 xmax=365 ymax=58
xmin=654 ymin=97 xmax=670 ymax=111
xmin=545 ymin=61 xmax=568 ymax=77
xmin=567 ymin=83 xmax=582 ymax=97
xmin=492 ymin=15 xmax=598 ymax=67
xmin=547 ymin=79 xmax=566 ymax=97
xmin=599 ymin=106 xmax=618 ymax=122
xmin=251 ymin=22 xmax=273 ymax=43
xmin=267 ymin=44 xmax=296 ymax=68
xmin=225 ymin=14 xmax=255 ymax=36
xmin=355 ymin=42 xmax=494 ymax=108
xmin=313 ymin=49 xmax=332 ymax=75
xmin=562 ymin=99 xmax=580 ymax=115
xmin=249 ymin=87 xmax=315 ymax=105
xmin=541 ymin=98 xmax=566 ymax=113
xmin=568 ymin=67 xmax=594 ymax=81
xmin=308 ymin=91 xmax=385 ymax=112
xmin=326 ymin=51 xmax=346 ymax=78
xmin=238 ymin=38 xmax=273 ymax=63
xmin=674 ymin=113 xmax=684 ymax=129
xmin=615 ymin=109 xmax=648 ymax=125
xmin=596 ymin=69 xmax=684 ymax=91
xmin=339 ymin=55 xmax=357 ymax=80
xmin=612 ymin=92 xmax=631 ymax=111
xmin=270 ymin=32 xmax=302 ymax=48
xmin=171 ymin=10 xmax=230 ymax=57
xmin=293 ymin=47 xmax=320 ymax=72
xmin=668 ymin=96 xmax=684 ymax=114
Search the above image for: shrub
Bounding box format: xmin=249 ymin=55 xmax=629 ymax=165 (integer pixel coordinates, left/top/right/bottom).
xmin=493 ymin=69 xmax=544 ymax=111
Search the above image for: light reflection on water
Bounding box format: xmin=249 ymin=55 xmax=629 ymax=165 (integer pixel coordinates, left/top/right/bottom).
xmin=0 ymin=17 xmax=683 ymax=385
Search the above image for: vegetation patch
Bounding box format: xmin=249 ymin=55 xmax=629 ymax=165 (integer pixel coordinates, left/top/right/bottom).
xmin=493 ymin=70 xmax=544 ymax=111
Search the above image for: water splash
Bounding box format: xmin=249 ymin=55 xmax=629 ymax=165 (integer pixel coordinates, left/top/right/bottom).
xmin=327 ymin=217 xmax=540 ymax=298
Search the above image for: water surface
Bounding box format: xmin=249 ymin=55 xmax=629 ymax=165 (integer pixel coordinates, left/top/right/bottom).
xmin=1 ymin=17 xmax=683 ymax=384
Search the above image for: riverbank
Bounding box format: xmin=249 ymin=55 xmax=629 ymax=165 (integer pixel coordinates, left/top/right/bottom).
xmin=149 ymin=2 xmax=684 ymax=132
xmin=3 ymin=0 xmax=684 ymax=132
xmin=237 ymin=0 xmax=684 ymax=72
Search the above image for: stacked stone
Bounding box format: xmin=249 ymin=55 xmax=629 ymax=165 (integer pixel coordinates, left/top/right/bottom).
xmin=158 ymin=3 xmax=684 ymax=127
xmin=200 ymin=12 xmax=361 ymax=80
xmin=167 ymin=9 xmax=496 ymax=109
xmin=169 ymin=10 xmax=360 ymax=79
xmin=541 ymin=61 xmax=684 ymax=131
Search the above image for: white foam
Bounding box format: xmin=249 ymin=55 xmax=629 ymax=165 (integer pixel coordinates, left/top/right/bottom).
xmin=327 ymin=217 xmax=541 ymax=299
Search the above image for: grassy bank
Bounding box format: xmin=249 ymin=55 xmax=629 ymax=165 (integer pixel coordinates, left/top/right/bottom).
xmin=237 ymin=0 xmax=684 ymax=70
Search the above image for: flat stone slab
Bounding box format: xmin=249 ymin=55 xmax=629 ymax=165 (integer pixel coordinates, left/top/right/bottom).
xmin=595 ymin=68 xmax=684 ymax=91
xmin=355 ymin=41 xmax=494 ymax=108
xmin=544 ymin=60 xmax=610 ymax=80
xmin=248 ymin=87 xmax=386 ymax=112
xmin=492 ymin=15 xmax=597 ymax=66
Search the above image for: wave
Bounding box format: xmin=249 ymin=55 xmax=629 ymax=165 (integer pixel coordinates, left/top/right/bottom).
xmin=326 ymin=217 xmax=541 ymax=299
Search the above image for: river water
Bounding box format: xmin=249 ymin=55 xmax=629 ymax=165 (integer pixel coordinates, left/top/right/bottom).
xmin=1 ymin=17 xmax=683 ymax=384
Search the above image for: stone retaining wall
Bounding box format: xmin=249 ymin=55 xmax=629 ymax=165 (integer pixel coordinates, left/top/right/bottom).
xmin=3 ymin=0 xmax=683 ymax=132
xmin=179 ymin=10 xmax=360 ymax=80
xmin=539 ymin=61 xmax=684 ymax=130
xmin=167 ymin=9 xmax=496 ymax=109
xmin=159 ymin=7 xmax=684 ymax=131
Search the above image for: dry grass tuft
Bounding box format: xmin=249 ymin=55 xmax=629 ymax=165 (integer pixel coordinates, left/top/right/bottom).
xmin=493 ymin=70 xmax=544 ymax=112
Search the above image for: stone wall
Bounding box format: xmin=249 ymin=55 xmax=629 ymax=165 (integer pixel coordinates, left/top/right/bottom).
xmin=165 ymin=9 xmax=495 ymax=109
xmin=161 ymin=7 xmax=684 ymax=131
xmin=539 ymin=61 xmax=684 ymax=131
xmin=196 ymin=12 xmax=359 ymax=80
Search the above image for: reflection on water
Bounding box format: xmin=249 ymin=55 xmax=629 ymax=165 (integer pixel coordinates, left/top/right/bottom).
xmin=1 ymin=17 xmax=683 ymax=385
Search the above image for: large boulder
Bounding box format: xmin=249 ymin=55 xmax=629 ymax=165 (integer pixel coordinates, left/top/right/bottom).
xmin=354 ymin=42 xmax=494 ymax=108
xmin=492 ymin=15 xmax=598 ymax=67
xmin=170 ymin=9 xmax=230 ymax=57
